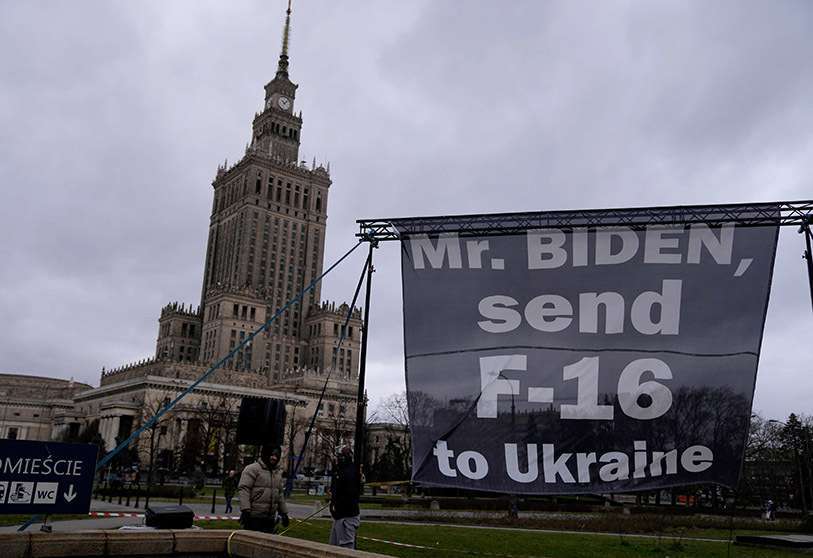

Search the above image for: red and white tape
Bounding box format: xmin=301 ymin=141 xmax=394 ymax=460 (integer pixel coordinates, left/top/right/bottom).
xmin=88 ymin=512 xmax=240 ymax=521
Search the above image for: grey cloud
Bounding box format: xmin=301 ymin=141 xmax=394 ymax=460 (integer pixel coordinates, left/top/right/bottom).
xmin=0 ymin=0 xmax=811 ymax=419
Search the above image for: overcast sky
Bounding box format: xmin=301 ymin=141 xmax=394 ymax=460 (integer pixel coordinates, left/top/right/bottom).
xmin=1 ymin=1 xmax=811 ymax=419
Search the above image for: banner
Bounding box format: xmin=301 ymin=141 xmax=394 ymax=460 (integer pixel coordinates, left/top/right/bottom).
xmin=400 ymin=217 xmax=778 ymax=494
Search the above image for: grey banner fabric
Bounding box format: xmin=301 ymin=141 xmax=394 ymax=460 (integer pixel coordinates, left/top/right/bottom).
xmin=399 ymin=219 xmax=778 ymax=494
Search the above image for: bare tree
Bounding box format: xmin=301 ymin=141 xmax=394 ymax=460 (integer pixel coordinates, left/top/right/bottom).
xmin=285 ymin=406 xmax=309 ymax=476
xmin=376 ymin=392 xmax=410 ymax=428
xmin=193 ymin=394 xmax=240 ymax=477
xmin=369 ymin=392 xmax=412 ymax=481
xmin=139 ymin=393 xmax=174 ymax=506
xmin=316 ymin=414 xmax=354 ymax=473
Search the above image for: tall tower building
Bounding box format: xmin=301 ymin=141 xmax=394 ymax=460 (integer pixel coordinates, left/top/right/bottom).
xmin=1 ymin=1 xmax=366 ymax=476
xmin=192 ymin=1 xmax=362 ymax=389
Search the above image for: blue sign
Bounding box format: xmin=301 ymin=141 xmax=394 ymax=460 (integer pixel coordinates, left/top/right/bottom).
xmin=0 ymin=440 xmax=98 ymax=515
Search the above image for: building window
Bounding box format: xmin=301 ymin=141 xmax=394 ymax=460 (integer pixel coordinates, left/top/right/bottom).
xmin=7 ymin=427 xmax=18 ymax=440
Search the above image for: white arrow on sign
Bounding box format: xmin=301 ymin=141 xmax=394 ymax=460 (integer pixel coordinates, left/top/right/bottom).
xmin=64 ymin=484 xmax=76 ymax=503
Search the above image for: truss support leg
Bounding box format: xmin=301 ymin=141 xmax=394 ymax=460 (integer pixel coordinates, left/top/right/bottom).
xmin=801 ymin=215 xmax=813 ymax=314
xmin=354 ymin=241 xmax=376 ymax=480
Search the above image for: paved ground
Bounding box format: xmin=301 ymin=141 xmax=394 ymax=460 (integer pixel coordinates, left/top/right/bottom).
xmin=0 ymin=499 xmax=673 ymax=533
xmin=0 ymin=499 xmax=326 ymax=533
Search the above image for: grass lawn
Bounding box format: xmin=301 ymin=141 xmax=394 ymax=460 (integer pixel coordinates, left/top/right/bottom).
xmin=196 ymin=519 xmax=808 ymax=557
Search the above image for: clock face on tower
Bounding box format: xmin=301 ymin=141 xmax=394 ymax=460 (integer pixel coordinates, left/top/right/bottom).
xmin=277 ymin=96 xmax=291 ymax=110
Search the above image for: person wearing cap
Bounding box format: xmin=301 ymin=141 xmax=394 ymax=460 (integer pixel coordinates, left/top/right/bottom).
xmin=238 ymin=445 xmax=289 ymax=533
xmin=329 ymin=446 xmax=361 ymax=548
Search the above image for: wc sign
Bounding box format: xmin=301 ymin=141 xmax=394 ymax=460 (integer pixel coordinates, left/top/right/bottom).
xmin=0 ymin=440 xmax=97 ymax=514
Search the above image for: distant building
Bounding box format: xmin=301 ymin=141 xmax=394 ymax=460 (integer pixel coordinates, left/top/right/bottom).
xmin=366 ymin=422 xmax=411 ymax=481
xmin=0 ymin=374 xmax=91 ymax=441
xmin=0 ymin=3 xmax=363 ymax=476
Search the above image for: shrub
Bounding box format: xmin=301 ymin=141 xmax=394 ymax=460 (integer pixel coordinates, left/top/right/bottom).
xmin=799 ymin=515 xmax=813 ymax=533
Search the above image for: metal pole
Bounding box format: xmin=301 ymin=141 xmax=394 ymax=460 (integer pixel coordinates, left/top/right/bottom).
xmin=354 ymin=242 xmax=375 ymax=475
xmin=800 ymin=216 xmax=813 ymax=313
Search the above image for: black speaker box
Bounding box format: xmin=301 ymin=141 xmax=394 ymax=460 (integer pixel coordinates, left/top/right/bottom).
xmin=145 ymin=504 xmax=194 ymax=529
xmin=237 ymin=397 xmax=286 ymax=446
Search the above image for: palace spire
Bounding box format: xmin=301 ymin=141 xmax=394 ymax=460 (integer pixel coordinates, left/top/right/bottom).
xmin=276 ymin=0 xmax=293 ymax=79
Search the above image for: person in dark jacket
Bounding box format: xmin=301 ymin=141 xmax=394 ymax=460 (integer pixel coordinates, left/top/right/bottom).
xmin=329 ymin=446 xmax=360 ymax=548
xmin=223 ymin=470 xmax=238 ymax=514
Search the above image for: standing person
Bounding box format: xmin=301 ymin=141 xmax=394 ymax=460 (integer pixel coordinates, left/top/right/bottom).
xmin=329 ymin=446 xmax=361 ymax=548
xmin=223 ymin=470 xmax=238 ymax=514
xmin=238 ymin=446 xmax=290 ymax=533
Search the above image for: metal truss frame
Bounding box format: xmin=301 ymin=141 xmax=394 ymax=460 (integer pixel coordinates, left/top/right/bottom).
xmin=357 ymin=200 xmax=813 ymax=241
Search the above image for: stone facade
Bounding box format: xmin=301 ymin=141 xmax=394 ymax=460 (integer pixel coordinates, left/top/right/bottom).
xmin=1 ymin=529 xmax=390 ymax=558
xmin=0 ymin=4 xmax=366 ymax=477
xmin=0 ymin=374 xmax=92 ymax=442
xmin=76 ymin=374 xmax=309 ymax=474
